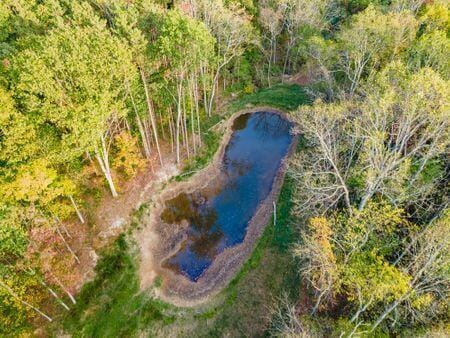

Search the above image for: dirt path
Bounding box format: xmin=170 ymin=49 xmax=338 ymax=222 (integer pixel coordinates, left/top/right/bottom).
xmin=94 ymin=148 xmax=178 ymax=242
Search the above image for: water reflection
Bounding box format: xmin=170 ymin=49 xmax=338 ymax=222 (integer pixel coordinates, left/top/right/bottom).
xmin=161 ymin=112 xmax=293 ymax=281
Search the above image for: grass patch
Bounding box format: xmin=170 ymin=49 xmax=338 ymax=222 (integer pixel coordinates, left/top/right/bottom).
xmin=57 ymin=235 xmax=175 ymax=337
xmin=229 ymin=83 xmax=309 ymax=112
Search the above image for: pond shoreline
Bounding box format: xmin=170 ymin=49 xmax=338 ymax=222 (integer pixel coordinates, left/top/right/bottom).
xmin=136 ymin=107 xmax=297 ymax=307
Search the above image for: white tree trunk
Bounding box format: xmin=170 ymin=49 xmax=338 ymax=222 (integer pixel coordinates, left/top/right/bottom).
xmin=54 ymin=222 xmax=80 ymax=264
xmin=176 ymin=82 xmax=183 ymax=164
xmin=140 ymin=68 xmax=163 ymax=166
xmin=95 ymin=136 xmax=118 ymax=198
xmin=39 ymin=280 xmax=70 ymax=310
xmin=0 ymin=280 xmax=53 ymax=322
xmin=69 ymin=195 xmax=84 ymax=224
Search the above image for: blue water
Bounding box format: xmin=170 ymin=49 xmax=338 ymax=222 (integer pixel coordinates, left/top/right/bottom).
xmin=161 ymin=112 xmax=293 ymax=281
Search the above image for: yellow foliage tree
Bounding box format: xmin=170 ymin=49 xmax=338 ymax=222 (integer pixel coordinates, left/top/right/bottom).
xmin=112 ymin=131 xmax=146 ymax=178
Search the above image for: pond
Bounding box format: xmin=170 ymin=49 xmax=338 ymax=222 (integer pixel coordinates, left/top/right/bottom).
xmin=161 ymin=112 xmax=294 ymax=281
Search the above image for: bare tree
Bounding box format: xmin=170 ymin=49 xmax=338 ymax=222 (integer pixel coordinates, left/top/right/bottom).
xmin=370 ymin=213 xmax=450 ymax=332
xmin=258 ymin=0 xmax=285 ymax=85
xmin=390 ymin=0 xmax=426 ymax=13
xmin=356 ymin=66 xmax=449 ymax=210
xmin=187 ymin=0 xmax=256 ymax=115
xmin=269 ymin=294 xmax=319 ymax=337
xmin=290 ymin=101 xmax=357 ymax=214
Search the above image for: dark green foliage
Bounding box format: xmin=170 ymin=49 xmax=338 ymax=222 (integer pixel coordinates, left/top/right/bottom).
xmin=346 ymin=0 xmax=390 ymax=14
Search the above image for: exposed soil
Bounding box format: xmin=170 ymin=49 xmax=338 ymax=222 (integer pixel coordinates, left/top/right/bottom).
xmin=136 ymin=107 xmax=297 ymax=306
xmin=53 ymin=145 xmax=179 ymax=294
xmin=93 ymin=146 xmax=178 ymax=246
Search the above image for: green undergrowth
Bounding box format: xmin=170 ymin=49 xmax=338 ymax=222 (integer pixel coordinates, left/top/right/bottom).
xmin=228 ymin=83 xmax=309 ymax=112
xmin=56 ymin=234 xmax=176 ymax=337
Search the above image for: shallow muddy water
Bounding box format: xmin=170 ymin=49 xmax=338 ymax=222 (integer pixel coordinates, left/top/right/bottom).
xmin=161 ymin=112 xmax=293 ymax=281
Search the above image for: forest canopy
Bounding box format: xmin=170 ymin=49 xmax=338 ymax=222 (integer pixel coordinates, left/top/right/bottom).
xmin=0 ymin=0 xmax=448 ymax=336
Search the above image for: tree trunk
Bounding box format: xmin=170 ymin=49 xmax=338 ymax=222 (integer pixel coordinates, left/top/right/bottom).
xmin=51 ymin=273 xmax=77 ymax=305
xmin=0 ymin=280 xmax=53 ymax=322
xmin=54 ymin=221 xmax=80 ymax=264
xmin=126 ymin=81 xmax=152 ymax=159
xmin=39 ymin=280 xmax=70 ymax=310
xmin=208 ymin=69 xmax=220 ymax=116
xmin=95 ymin=137 xmax=118 ymax=198
xmin=69 ymin=195 xmax=84 ymax=224
xmin=168 ymin=107 xmax=175 ymax=154
xmin=140 ymin=67 xmax=163 ymax=166
xmin=193 ymin=73 xmax=202 ymax=147
xmin=182 ymin=88 xmax=190 ymax=159
xmin=200 ymin=64 xmax=210 ymax=116
xmin=176 ymin=82 xmax=183 ymax=164
xmin=189 ymin=77 xmax=197 ymax=155
xmin=136 ymin=113 xmax=152 ymax=159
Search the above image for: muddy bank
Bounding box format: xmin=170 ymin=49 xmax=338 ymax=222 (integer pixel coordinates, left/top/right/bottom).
xmin=136 ymin=107 xmax=297 ymax=306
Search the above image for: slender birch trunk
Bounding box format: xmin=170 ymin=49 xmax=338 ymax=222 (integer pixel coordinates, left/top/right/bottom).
xmin=200 ymin=64 xmax=210 ymax=116
xmin=176 ymin=81 xmax=183 ymax=164
xmin=136 ymin=113 xmax=152 ymax=159
xmin=168 ymin=107 xmax=175 ymax=154
xmin=189 ymin=77 xmax=197 ymax=154
xmin=182 ymin=87 xmax=190 ymax=159
xmin=95 ymin=136 xmax=118 ymax=197
xmin=50 ymin=273 xmax=77 ymax=305
xmin=69 ymin=195 xmax=84 ymax=224
xmin=0 ymin=280 xmax=53 ymax=322
xmin=39 ymin=280 xmax=70 ymax=310
xmin=139 ymin=67 xmax=163 ymax=166
xmin=54 ymin=221 xmax=80 ymax=264
xmin=194 ymin=74 xmax=202 ymax=147
xmin=208 ymin=68 xmax=220 ymax=116
xmin=126 ymin=81 xmax=152 ymax=159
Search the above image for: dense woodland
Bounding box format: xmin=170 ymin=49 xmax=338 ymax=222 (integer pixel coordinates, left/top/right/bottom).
xmin=0 ymin=0 xmax=448 ymax=336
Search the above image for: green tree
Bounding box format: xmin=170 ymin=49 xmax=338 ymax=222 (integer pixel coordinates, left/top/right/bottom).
xmin=337 ymin=5 xmax=418 ymax=95
xmin=0 ymin=86 xmax=37 ymax=171
xmin=150 ymin=9 xmax=215 ymax=163
xmin=13 ymin=2 xmax=134 ymax=196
